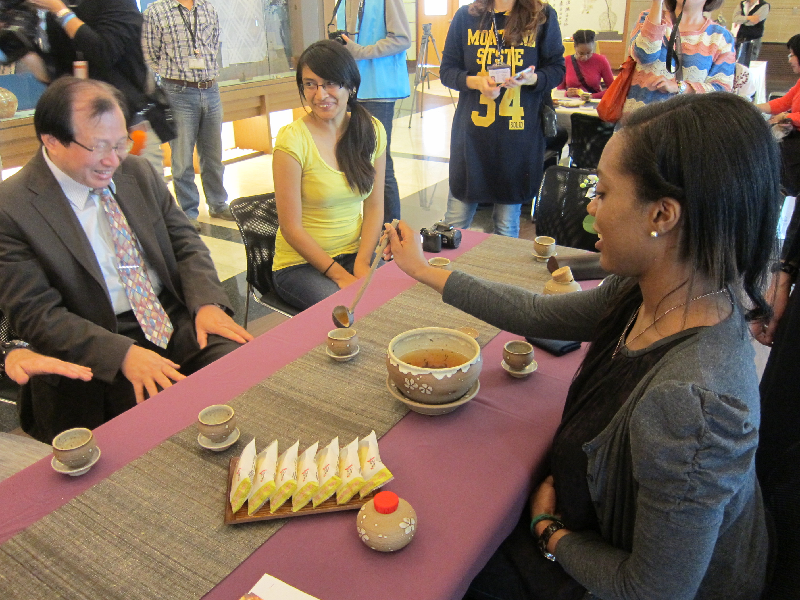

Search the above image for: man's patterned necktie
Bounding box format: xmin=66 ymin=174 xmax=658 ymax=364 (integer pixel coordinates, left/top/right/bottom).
xmin=94 ymin=187 xmax=174 ymax=349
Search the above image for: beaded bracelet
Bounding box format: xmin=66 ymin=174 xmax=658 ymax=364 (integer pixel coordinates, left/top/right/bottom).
xmin=529 ymin=513 xmax=559 ymax=536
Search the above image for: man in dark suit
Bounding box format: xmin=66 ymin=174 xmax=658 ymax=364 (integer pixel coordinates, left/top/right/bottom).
xmin=0 ymin=77 xmax=252 ymax=443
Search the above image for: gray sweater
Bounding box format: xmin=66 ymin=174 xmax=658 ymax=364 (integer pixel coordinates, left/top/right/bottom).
xmin=443 ymin=272 xmax=769 ymax=600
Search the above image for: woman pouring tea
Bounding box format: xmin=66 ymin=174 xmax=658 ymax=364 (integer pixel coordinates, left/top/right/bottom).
xmin=384 ymin=93 xmax=775 ymax=599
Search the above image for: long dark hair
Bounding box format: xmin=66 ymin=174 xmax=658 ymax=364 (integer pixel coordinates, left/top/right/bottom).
xmin=468 ymin=0 xmax=547 ymax=46
xmin=618 ymin=93 xmax=781 ymax=321
xmin=295 ymin=40 xmax=376 ymax=195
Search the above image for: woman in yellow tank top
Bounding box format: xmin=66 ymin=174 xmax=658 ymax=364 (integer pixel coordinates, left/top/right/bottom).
xmin=271 ymin=40 xmax=387 ymax=310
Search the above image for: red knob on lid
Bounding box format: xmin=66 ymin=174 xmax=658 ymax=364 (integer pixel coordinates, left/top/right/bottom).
xmin=373 ymin=491 xmax=399 ymax=514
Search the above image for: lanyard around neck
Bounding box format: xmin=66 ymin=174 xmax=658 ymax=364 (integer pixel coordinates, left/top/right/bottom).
xmin=491 ymin=10 xmax=504 ymax=57
xmin=178 ymin=4 xmax=199 ymax=55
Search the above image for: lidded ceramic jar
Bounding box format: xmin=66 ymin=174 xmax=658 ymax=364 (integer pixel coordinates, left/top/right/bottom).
xmin=356 ymin=490 xmax=416 ymax=552
xmin=543 ymin=266 xmax=582 ymax=295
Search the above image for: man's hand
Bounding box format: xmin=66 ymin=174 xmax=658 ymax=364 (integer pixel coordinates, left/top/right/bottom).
xmin=120 ymin=345 xmax=185 ymax=404
xmin=4 ymin=348 xmax=93 ymax=386
xmin=195 ymin=304 xmax=253 ymax=349
xmin=26 ymin=0 xmax=68 ymax=13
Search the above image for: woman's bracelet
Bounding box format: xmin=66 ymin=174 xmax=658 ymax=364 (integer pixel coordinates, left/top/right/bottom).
xmin=530 ymin=513 xmax=559 ymax=536
xmin=322 ymin=259 xmax=336 ymax=276
xmin=59 ymin=11 xmax=77 ymax=28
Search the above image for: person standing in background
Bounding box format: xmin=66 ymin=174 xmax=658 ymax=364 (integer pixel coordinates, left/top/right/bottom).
xmin=337 ymin=0 xmax=411 ymax=223
xmin=732 ymin=0 xmax=769 ymax=65
xmin=142 ymin=0 xmax=233 ymax=230
xmin=440 ymin=0 xmax=565 ymax=238
xmin=22 ymin=0 xmax=168 ymax=175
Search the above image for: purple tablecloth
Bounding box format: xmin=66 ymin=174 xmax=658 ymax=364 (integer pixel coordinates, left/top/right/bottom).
xmin=0 ymin=230 xmax=591 ymax=600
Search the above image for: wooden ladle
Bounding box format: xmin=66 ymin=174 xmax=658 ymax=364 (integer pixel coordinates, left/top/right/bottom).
xmin=332 ymin=219 xmax=399 ymax=328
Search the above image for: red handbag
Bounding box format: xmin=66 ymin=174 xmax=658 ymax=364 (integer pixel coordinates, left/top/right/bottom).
xmin=597 ymin=56 xmax=637 ymax=123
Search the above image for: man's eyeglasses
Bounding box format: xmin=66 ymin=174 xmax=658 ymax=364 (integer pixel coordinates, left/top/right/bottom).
xmin=71 ymin=137 xmax=134 ymax=158
xmin=302 ymin=81 xmax=344 ymax=94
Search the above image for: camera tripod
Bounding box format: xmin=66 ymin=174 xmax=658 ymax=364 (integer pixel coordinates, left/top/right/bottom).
xmin=408 ymin=23 xmax=454 ymax=128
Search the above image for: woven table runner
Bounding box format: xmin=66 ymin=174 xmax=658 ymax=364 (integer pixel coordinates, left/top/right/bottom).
xmin=0 ymin=236 xmax=581 ymax=599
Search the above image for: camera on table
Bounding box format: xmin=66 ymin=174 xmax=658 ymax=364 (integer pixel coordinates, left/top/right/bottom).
xmin=420 ymin=221 xmax=462 ymax=253
xmin=328 ymin=30 xmax=351 ymax=44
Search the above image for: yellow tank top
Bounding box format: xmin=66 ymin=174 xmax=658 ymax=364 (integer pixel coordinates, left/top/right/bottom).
xmin=272 ymin=116 xmax=387 ymax=271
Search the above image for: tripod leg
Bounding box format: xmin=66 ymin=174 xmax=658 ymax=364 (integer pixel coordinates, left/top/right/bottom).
xmin=409 ymin=34 xmax=429 ymax=127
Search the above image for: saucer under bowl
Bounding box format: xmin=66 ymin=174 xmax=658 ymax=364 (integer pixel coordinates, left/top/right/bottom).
xmin=501 ymin=359 xmax=538 ymax=378
xmin=386 ymin=376 xmax=480 ymax=415
xmin=51 ymin=447 xmax=102 ymax=476
xmin=532 ymin=250 xmax=557 ymax=262
xmin=198 ymin=427 xmax=241 ymax=451
xmin=326 ymin=345 xmax=360 ymax=362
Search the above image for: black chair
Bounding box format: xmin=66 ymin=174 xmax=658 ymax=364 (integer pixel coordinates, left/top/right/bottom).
xmin=229 ymin=193 xmax=300 ymax=327
xmin=532 ymin=165 xmax=599 ymax=253
xmin=569 ymin=113 xmax=615 ymax=169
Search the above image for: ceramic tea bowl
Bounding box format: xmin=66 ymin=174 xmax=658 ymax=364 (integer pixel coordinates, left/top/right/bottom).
xmin=386 ymin=327 xmax=481 ymax=404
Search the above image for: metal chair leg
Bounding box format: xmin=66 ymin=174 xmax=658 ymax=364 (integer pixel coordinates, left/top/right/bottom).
xmin=244 ymin=283 xmax=251 ymax=329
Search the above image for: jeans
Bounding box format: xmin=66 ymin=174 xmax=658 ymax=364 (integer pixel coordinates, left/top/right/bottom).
xmin=164 ymin=82 xmax=228 ymax=219
xmin=272 ymin=253 xmax=384 ymax=311
xmin=444 ymin=191 xmax=522 ymax=237
xmin=361 ymin=100 xmax=401 ymax=222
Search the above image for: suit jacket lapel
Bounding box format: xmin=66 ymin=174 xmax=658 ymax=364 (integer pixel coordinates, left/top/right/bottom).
xmin=27 ymin=153 xmax=108 ymax=294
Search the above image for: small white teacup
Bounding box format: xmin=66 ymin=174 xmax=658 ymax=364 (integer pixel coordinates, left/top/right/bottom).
xmin=533 ymin=236 xmax=556 ymax=258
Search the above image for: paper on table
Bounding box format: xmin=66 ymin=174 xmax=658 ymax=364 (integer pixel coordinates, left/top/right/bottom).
xmin=247 ymin=440 xmax=278 ymax=515
xmin=230 ymin=438 xmax=257 ymax=513
xmin=270 ymin=440 xmax=299 ymax=513
xmin=336 ymin=436 xmax=364 ymax=504
xmin=239 ymin=573 xmax=320 ymax=600
xmin=312 ymin=437 xmax=341 ymax=507
xmin=292 ymin=442 xmax=319 ymax=512
xmin=358 ymin=430 xmax=393 ymax=498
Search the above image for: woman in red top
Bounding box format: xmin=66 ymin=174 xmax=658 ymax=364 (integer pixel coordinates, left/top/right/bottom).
xmin=558 ymin=29 xmax=614 ymax=98
xmin=757 ymin=34 xmax=800 ymax=194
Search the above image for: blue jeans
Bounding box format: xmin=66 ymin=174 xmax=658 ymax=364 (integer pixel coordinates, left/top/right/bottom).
xmin=444 ymin=192 xmax=522 ymax=237
xmin=272 ymin=253 xmax=384 ymax=311
xmin=164 ymin=82 xmax=228 ymax=219
xmin=361 ymin=100 xmax=401 ymax=222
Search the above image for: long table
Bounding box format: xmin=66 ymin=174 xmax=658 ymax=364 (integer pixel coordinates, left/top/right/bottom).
xmin=0 ymin=231 xmax=590 ymax=600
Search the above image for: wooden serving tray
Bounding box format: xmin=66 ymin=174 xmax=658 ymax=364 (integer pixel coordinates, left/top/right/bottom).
xmin=225 ymin=457 xmax=375 ymax=525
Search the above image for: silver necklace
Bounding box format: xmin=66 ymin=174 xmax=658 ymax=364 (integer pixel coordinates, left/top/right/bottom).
xmin=612 ymin=289 xmax=728 ymax=360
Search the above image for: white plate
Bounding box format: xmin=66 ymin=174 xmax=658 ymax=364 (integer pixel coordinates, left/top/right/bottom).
xmin=51 ymin=448 xmax=101 ymax=476
xmin=198 ymin=427 xmax=241 ymax=451
xmin=532 ymin=250 xmax=557 ymax=262
xmin=325 ymin=345 xmax=360 ymax=362
xmin=501 ymin=359 xmax=538 ymax=378
xmin=386 ymin=376 xmax=480 ymax=415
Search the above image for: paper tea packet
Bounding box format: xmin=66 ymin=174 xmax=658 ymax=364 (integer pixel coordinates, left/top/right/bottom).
xmin=247 ymin=440 xmax=279 ymax=515
xmin=270 ymin=440 xmax=299 ymax=512
xmin=312 ymin=437 xmax=341 ymax=507
xmin=291 ymin=442 xmax=320 ymax=512
xmin=230 ymin=438 xmax=257 ymax=513
xmin=358 ymin=430 xmax=394 ymax=498
xmin=336 ymin=437 xmax=365 ymax=504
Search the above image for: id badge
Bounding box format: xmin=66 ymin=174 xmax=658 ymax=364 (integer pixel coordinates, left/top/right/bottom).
xmin=487 ymin=62 xmax=511 ymax=85
xmin=188 ymin=57 xmax=205 ymax=70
